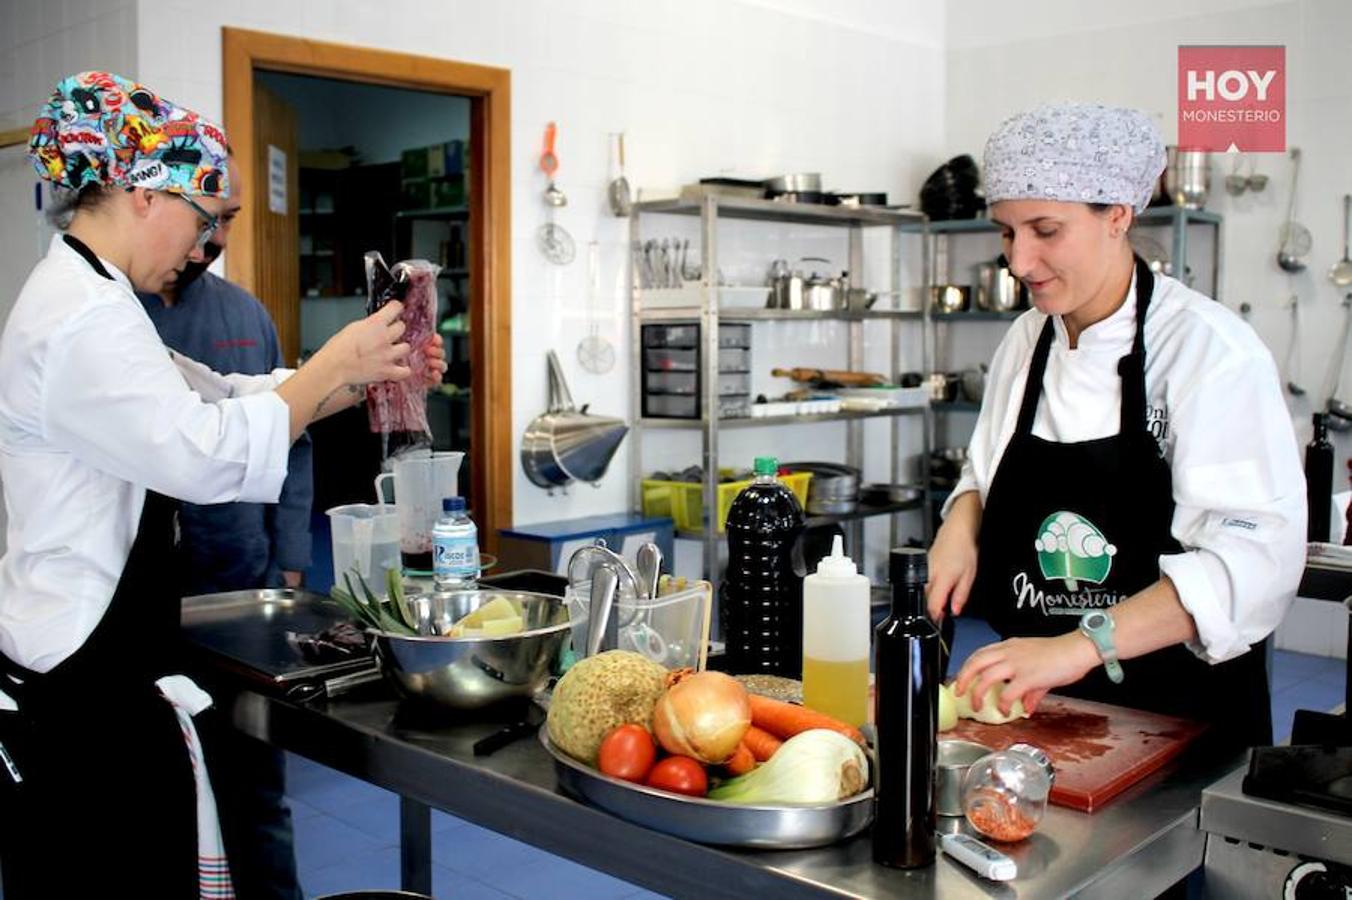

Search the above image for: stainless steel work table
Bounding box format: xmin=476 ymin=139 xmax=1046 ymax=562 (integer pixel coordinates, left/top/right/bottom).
xmin=206 ymin=677 xmax=1238 ymax=899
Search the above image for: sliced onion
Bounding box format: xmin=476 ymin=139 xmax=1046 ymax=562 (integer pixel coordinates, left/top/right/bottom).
xmin=652 ymin=670 xmax=751 ymax=765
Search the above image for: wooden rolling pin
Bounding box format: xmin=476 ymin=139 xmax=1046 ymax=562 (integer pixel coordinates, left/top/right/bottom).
xmin=771 ymin=367 xmax=888 ymax=387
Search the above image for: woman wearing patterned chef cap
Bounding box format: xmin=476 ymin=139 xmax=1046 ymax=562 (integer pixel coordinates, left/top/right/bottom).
xmin=0 ymin=72 xmax=446 ymax=896
xmin=926 ymin=103 xmax=1303 ymax=751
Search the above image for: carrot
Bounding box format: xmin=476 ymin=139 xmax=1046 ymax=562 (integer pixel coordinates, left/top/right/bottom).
xmin=723 ymin=742 xmax=756 ymax=776
xmin=748 ymin=694 xmax=866 ymax=746
xmin=742 ymin=725 xmax=784 ymax=762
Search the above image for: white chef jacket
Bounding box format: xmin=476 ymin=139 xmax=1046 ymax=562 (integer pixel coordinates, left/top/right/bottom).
xmin=0 ymin=236 xmax=294 ymax=675
xmin=945 ymin=271 xmax=1306 ymax=664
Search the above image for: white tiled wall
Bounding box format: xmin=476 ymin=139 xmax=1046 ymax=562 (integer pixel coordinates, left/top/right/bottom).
xmin=1 ymin=0 xmax=138 ymax=128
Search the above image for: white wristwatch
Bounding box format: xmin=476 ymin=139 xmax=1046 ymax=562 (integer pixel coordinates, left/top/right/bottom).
xmin=1078 ymin=611 xmax=1124 ymax=684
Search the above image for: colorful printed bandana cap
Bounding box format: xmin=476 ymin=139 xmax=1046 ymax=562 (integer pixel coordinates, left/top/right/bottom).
xmin=28 ymin=71 xmax=230 ymax=198
xmin=982 ymin=103 xmax=1165 ymax=213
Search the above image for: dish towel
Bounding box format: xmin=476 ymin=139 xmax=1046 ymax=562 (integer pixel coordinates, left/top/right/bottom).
xmin=157 ymin=674 xmax=236 ymax=900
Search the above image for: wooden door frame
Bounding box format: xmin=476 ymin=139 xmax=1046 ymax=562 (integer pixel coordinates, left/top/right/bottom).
xmin=223 ymin=27 xmax=513 ymax=550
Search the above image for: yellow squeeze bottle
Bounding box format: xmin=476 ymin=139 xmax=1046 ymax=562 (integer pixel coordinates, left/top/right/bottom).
xmin=801 ymin=535 xmax=871 ymax=726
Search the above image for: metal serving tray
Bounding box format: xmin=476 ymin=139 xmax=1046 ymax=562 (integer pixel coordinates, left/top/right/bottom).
xmin=180 ymin=588 xmax=379 ymax=697
xmin=540 ymin=728 xmax=873 ymax=849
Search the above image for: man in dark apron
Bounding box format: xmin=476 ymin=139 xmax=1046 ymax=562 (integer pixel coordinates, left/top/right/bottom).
xmin=0 ymin=238 xmax=201 ymax=896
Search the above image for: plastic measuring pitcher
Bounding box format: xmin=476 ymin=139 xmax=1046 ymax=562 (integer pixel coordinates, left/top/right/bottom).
xmin=327 ymin=503 xmax=401 ymax=594
xmin=373 ymin=450 xmax=465 ymax=568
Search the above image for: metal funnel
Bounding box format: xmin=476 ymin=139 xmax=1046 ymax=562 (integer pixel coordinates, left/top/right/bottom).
xmin=521 ymin=352 xmax=629 ymax=488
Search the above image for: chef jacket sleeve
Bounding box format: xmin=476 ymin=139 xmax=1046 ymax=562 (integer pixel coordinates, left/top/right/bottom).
xmin=41 ymin=302 xmax=292 ymax=505
xmin=169 ymin=350 xmax=293 ymax=401
xmin=1157 ymin=353 xmax=1307 ymax=664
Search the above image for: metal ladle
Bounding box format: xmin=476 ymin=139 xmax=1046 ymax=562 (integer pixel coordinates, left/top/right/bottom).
xmin=1331 ymin=195 xmax=1352 ymax=288
xmin=1284 ymin=296 xmax=1306 ymax=397
xmin=1277 ymin=148 xmax=1310 ymax=273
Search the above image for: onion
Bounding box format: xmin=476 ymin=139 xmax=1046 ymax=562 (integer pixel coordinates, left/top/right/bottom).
xmin=652 ymin=670 xmax=751 ymax=764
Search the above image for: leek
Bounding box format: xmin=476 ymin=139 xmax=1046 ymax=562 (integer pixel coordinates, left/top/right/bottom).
xmin=707 ymin=729 xmax=868 ymax=805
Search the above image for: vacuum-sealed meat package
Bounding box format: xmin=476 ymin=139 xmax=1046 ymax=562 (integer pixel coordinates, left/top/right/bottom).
xmin=363 ymin=251 xmax=441 ymax=443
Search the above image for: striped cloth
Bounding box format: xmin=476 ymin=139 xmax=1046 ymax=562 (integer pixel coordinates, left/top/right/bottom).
xmin=157 ymin=675 xmax=236 ymax=899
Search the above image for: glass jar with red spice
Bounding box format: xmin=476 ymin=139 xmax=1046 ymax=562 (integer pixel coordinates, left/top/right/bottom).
xmin=961 ymin=743 xmax=1055 ymax=843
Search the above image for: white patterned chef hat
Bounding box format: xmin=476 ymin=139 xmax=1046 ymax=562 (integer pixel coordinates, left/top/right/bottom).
xmin=982 ymin=103 xmax=1166 ymax=214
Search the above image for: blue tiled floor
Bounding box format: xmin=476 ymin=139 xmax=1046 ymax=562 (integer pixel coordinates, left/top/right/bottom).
xmin=281 ymin=616 xmax=1348 ymax=897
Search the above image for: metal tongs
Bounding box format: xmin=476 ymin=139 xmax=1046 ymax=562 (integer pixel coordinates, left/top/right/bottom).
xmin=566 ymin=539 xmax=665 ymax=655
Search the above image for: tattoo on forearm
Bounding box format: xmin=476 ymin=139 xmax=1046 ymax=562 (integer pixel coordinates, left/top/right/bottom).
xmin=315 ymin=383 xmax=364 ymax=417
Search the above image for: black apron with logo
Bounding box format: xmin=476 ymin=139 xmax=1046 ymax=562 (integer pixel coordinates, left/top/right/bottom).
xmin=968 ymin=257 xmax=1271 ymax=750
xmin=0 ymin=236 xmax=198 ymax=897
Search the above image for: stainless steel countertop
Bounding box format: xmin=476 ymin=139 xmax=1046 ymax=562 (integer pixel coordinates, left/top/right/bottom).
xmin=1201 ymin=764 xmax=1352 ymax=866
xmin=212 ymin=681 xmax=1241 ymax=899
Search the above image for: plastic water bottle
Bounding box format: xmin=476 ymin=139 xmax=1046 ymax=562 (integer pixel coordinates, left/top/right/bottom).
xmin=433 ymin=497 xmax=480 ymax=589
xmin=720 ymin=456 xmax=805 ymax=677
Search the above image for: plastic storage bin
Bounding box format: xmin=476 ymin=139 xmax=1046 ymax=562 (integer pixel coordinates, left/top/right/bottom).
xmin=643 ymin=322 xmax=750 ymax=349
xmin=642 ymin=393 xmax=751 ymax=418
xmin=641 ymin=471 xmax=812 ymax=533
xmin=645 ymin=372 xmax=751 ymax=396
xmin=645 ymin=348 xmax=697 ymax=372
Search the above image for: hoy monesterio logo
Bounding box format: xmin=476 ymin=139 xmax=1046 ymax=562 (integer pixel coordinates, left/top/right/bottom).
xmin=1178 ymin=45 xmax=1285 ymax=152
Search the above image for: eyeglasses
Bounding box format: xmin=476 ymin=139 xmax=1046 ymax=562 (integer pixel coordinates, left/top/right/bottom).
xmin=176 ymin=193 xmax=220 ymax=250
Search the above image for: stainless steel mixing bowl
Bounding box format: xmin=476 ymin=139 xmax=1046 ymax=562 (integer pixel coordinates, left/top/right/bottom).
xmin=371 ymin=590 xmax=571 ymax=710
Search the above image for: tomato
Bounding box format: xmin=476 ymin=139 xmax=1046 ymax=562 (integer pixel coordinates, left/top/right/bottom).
xmin=597 ymin=724 xmax=657 ymax=783
xmin=645 ymin=755 xmax=708 ymax=797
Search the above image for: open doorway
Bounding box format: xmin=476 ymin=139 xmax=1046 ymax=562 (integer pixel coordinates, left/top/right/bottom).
xmin=223 ymin=28 xmax=512 ymax=565
xmin=254 ymin=73 xmax=473 ymax=519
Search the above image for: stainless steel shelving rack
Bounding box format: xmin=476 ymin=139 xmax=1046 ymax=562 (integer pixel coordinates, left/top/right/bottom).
xmin=628 ymin=195 xmax=933 ymax=592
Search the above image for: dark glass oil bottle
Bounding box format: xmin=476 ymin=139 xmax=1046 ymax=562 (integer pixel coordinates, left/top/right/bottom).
xmin=873 ymin=547 xmax=939 ymax=868
xmin=1307 ymin=413 xmax=1333 ymax=543
xmin=720 ymin=456 xmax=805 ymax=677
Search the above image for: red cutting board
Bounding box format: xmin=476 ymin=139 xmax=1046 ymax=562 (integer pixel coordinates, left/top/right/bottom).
xmin=945 ymin=695 xmax=1207 ymax=813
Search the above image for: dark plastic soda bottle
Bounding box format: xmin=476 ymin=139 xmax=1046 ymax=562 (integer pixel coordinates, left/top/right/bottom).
xmin=720 ymin=456 xmax=805 ymax=677
xmin=873 ymin=547 xmax=939 ymax=869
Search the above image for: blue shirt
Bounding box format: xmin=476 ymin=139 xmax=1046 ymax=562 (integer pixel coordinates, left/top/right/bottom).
xmin=138 ymin=272 xmax=313 ymax=594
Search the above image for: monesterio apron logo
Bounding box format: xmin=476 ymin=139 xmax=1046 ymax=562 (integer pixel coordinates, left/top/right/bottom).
xmin=1034 ymin=511 xmax=1118 ymax=591
xmin=1178 ymin=45 xmax=1285 ymax=152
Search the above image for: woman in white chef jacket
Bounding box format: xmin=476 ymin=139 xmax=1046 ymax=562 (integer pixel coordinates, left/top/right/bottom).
xmin=0 ymin=72 xmax=445 ymax=896
xmin=927 ymin=103 xmax=1305 ymax=750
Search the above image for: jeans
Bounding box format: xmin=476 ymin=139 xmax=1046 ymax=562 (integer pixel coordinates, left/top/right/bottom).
xmin=205 ymin=727 xmax=304 ymax=900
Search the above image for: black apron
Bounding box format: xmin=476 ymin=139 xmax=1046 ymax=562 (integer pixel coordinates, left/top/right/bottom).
xmin=968 ymin=257 xmax=1271 ymax=750
xmin=0 ymin=235 xmax=199 ymax=897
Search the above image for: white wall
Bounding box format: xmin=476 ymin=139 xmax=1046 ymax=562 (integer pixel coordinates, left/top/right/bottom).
xmin=125 ymin=0 xmax=950 ymax=544
xmin=945 ymin=0 xmax=1352 ymax=462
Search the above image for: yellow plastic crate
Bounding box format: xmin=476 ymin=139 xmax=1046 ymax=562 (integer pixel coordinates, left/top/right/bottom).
xmin=641 ymin=471 xmax=812 ymax=534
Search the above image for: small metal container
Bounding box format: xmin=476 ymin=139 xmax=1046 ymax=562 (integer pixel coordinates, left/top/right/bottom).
xmin=937 ymin=739 xmax=991 ymax=816
xmin=1166 ymin=147 xmax=1211 ymax=210
xmin=370 ymin=590 xmax=571 ymax=710
xmin=931 ymin=284 xmax=968 ymax=314
xmin=765 ymin=172 xmax=822 ymax=195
